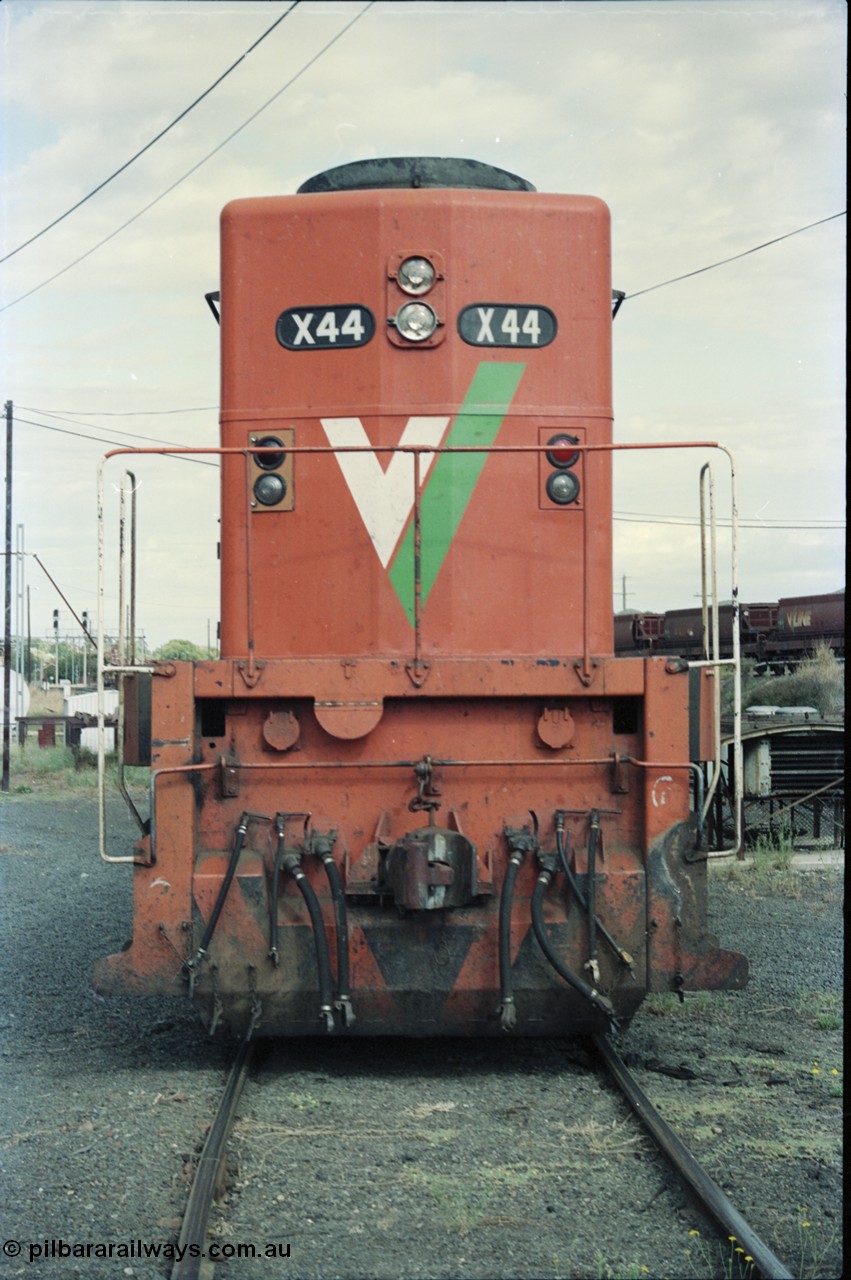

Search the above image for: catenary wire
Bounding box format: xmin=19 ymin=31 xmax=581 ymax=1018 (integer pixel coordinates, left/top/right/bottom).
xmin=0 ymin=4 xmax=299 ymax=266
xmin=18 ymin=406 xmax=216 ymax=441
xmin=12 ymin=414 xmax=219 ymax=466
xmin=613 ymin=514 xmax=843 ymax=530
xmin=623 ymin=211 xmax=846 ymax=300
xmin=614 ymin=511 xmax=843 ymax=527
xmin=0 ymin=1 xmax=375 ymax=316
xmin=14 ymin=415 xmax=842 ymax=529
xmin=19 ymin=404 xmax=217 ymax=417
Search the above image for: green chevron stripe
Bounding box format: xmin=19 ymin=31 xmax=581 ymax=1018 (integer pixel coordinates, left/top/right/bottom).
xmin=388 ymin=362 xmax=526 ymax=625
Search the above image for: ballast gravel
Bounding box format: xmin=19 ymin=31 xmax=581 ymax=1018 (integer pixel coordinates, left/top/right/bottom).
xmin=0 ymin=789 xmax=842 ymax=1280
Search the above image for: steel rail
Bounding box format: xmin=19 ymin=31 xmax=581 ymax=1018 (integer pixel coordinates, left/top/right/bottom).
xmin=171 ymin=1033 xmax=255 ymax=1280
xmin=592 ymin=1033 xmax=793 ymax=1280
xmin=168 ymin=1029 xmax=793 ymax=1279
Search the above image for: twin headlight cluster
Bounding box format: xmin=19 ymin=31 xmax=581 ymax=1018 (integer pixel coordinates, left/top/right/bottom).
xmin=389 ymin=254 xmax=441 ymax=342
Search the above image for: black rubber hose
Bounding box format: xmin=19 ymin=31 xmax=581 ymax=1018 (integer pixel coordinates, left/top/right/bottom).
xmin=556 ymin=823 xmax=586 ymax=909
xmin=556 ymin=824 xmax=633 ymax=970
xmin=497 ymin=851 xmax=523 ymax=1030
xmin=282 ymin=849 xmax=335 ymax=1033
xmin=195 ymin=812 xmax=249 ymax=960
xmin=268 ymin=830 xmax=286 ymax=965
xmin=530 ymin=867 xmax=614 ymax=1021
xmin=319 ymin=851 xmax=354 ymax=1027
xmin=587 ymin=813 xmax=600 ymax=969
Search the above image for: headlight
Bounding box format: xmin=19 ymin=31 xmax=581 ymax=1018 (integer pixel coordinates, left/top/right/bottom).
xmin=392 ymin=302 xmax=439 ymax=342
xmin=546 ymin=470 xmax=581 ymax=505
xmin=253 ymin=473 xmax=288 ymax=506
xmin=397 ymin=256 xmax=436 ymax=295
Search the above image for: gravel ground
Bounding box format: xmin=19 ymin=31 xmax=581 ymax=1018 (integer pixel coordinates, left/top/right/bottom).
xmin=0 ymin=789 xmax=843 ymax=1280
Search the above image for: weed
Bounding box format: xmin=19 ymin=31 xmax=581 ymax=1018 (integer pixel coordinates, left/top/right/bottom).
xmin=793 ymin=989 xmax=843 ymax=1031
xmin=415 ymin=1126 xmax=459 ymax=1146
xmin=644 ymin=989 xmax=724 ymax=1020
xmin=594 ymin=1254 xmax=650 ymax=1279
xmin=557 ymin=1117 xmax=645 ymax=1156
xmin=749 ymin=830 xmax=795 ymax=872
xmin=796 ymin=1206 xmax=839 ymax=1279
xmin=406 ymin=1170 xmax=495 ymax=1235
xmin=5 ymin=743 xmax=149 ymax=796
xmin=714 ymin=841 xmax=810 ymax=899
xmin=808 ymin=1060 xmax=843 ymax=1099
xmin=685 ymin=1229 xmax=756 ymax=1280
xmin=285 ymin=1091 xmax=319 ymax=1110
xmin=405 ymin=1163 xmax=538 ymax=1235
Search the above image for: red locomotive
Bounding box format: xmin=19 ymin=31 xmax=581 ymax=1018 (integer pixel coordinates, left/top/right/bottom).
xmin=95 ymin=158 xmax=746 ymax=1036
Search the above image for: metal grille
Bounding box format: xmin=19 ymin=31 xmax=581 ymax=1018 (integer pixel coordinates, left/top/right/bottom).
xmin=743 ymin=788 xmax=845 ymax=849
xmin=739 ymin=727 xmax=845 ymax=848
xmin=767 ymin=732 xmax=844 ymax=795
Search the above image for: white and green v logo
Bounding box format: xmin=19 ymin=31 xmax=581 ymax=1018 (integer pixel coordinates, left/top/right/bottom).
xmin=322 ymin=362 xmax=525 ymax=625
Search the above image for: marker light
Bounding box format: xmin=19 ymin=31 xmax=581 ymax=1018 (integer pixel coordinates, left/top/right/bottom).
xmin=546 ymin=434 xmax=580 ymax=468
xmin=253 ymin=473 xmax=287 ymax=506
xmin=254 ymin=435 xmax=286 ymax=470
xmin=392 ymin=302 xmax=439 ymax=342
xmin=398 ymin=256 xmax=436 ymax=295
xmin=546 ymin=470 xmax=581 ymax=505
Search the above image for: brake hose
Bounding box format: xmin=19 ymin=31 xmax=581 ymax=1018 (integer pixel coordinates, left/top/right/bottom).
xmin=186 ymin=812 xmax=250 ymax=985
xmin=556 ymin=817 xmax=633 ymax=971
xmin=275 ymin=817 xmax=335 ymax=1033
xmin=530 ymin=859 xmax=615 ymax=1025
xmin=497 ymin=848 xmax=524 ymax=1030
xmin=316 ymin=842 xmax=354 ymax=1027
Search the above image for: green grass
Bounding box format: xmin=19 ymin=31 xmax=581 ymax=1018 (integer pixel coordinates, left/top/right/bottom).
xmin=405 ymin=1163 xmax=539 ymax=1235
xmin=711 ymin=835 xmax=831 ymax=899
xmin=793 ymin=989 xmax=843 ymax=1031
xmin=3 ymin=743 xmax=149 ymax=794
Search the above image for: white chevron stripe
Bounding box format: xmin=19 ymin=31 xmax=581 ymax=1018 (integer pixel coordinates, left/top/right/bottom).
xmin=320 ymin=416 xmax=449 ymax=567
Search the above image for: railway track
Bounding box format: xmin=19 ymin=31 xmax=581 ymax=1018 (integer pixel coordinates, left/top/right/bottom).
xmin=170 ymin=1033 xmax=794 ymax=1280
xmin=171 ymin=1034 xmax=255 ymax=1280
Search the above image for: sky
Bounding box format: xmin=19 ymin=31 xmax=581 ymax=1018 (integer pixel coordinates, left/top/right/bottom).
xmin=0 ymin=0 xmax=846 ymax=656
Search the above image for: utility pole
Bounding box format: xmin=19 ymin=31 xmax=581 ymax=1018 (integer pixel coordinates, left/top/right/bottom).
xmin=15 ymin=524 xmax=24 ymax=712
xmin=3 ymin=400 xmax=12 ymax=792
xmin=26 ymin=586 xmax=32 ymax=684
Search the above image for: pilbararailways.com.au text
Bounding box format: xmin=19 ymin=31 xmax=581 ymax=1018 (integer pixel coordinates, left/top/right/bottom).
xmin=3 ymin=1238 xmax=291 ymax=1265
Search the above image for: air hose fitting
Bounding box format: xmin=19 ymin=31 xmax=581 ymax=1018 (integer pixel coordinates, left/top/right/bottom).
xmin=530 ymin=855 xmax=615 ymax=1027
xmin=497 ymin=820 xmax=538 ymax=1031
xmin=274 ymin=815 xmax=335 ymax=1033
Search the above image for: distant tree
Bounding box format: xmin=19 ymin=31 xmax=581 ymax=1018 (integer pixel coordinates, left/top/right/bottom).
xmin=153 ymin=639 xmax=208 ymax=662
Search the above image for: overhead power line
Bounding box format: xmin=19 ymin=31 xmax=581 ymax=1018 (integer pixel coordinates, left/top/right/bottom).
xmin=19 ymin=403 xmax=216 ymax=417
xmin=20 ymin=406 xmax=216 ymax=436
xmin=0 ymin=1 xmax=375 ymax=316
xmin=615 ymin=507 xmax=844 ymax=528
xmin=0 ymin=4 xmax=299 ymax=266
xmin=13 ymin=413 xmax=219 ymax=466
xmin=625 ymin=211 xmax=846 ymax=300
xmin=14 ymin=414 xmax=844 ymax=531
xmin=613 ymin=512 xmax=843 ymax=531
